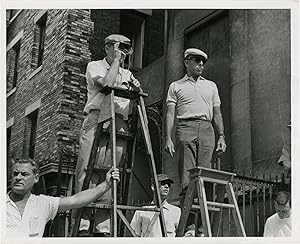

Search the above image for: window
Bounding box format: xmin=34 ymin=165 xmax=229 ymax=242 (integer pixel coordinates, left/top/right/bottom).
xmin=6 ymin=41 xmax=21 ymax=92
xmin=23 ymin=110 xmax=39 ymax=159
xmin=31 ymin=12 xmax=47 ymax=69
xmin=120 ymin=11 xmax=145 ymax=70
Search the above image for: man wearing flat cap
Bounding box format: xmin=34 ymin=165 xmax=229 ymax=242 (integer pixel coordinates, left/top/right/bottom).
xmin=165 ymin=48 xmax=226 ymax=195
xmin=130 ymin=174 xmax=181 ymax=237
xmin=73 ymin=34 xmax=141 ymax=237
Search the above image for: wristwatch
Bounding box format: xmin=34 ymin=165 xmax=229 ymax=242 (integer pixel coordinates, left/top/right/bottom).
xmin=218 ymin=133 xmax=225 ymax=139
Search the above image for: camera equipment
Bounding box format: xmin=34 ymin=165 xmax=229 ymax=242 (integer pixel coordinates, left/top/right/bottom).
xmin=117 ymin=42 xmax=133 ymax=56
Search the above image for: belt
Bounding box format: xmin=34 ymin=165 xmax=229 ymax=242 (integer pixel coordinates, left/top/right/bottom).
xmin=84 ymin=109 xmax=124 ymax=120
xmin=178 ymin=117 xmax=210 ymax=122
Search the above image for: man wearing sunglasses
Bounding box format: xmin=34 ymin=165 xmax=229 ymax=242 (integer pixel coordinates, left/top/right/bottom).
xmin=72 ymin=34 xmax=141 ymax=237
xmin=130 ymin=174 xmax=181 ymax=237
xmin=165 ymin=48 xmax=226 ymax=198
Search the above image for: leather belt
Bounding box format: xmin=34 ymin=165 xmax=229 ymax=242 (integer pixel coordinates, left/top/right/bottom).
xmin=178 ymin=117 xmax=210 ymax=122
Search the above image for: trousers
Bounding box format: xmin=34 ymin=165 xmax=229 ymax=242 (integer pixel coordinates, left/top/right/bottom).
xmin=73 ymin=110 xmax=127 ymax=233
xmin=176 ymin=119 xmax=215 ymax=191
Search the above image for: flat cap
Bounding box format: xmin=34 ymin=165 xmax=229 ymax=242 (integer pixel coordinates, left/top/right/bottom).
xmin=154 ymin=174 xmax=174 ymax=184
xmin=105 ymin=34 xmax=131 ymax=44
xmin=184 ymin=48 xmax=208 ymax=61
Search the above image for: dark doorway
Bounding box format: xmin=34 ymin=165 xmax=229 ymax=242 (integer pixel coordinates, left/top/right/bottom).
xmin=184 ymin=10 xmax=232 ymax=171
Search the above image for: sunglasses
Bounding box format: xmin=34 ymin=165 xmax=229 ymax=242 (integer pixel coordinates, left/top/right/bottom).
xmin=159 ymin=180 xmax=171 ymax=187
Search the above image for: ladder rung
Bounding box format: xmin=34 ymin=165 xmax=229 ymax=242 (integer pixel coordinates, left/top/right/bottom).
xmin=191 ymin=204 xmax=220 ymax=212
xmin=207 ymin=201 xmax=235 ymax=209
xmin=189 ymin=167 xmax=236 ymax=182
xmin=86 ymin=203 xmax=161 ymax=212
xmin=102 ymin=128 xmax=134 ymax=140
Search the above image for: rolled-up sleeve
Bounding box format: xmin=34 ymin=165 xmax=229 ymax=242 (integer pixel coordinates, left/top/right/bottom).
xmin=166 ymin=82 xmax=177 ymax=106
xmin=86 ymin=62 xmax=107 ymax=87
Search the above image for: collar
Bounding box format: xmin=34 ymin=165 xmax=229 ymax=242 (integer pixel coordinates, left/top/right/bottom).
xmin=184 ymin=74 xmax=205 ymax=83
xmin=6 ymin=191 xmax=33 ymax=204
xmin=150 ymin=200 xmax=171 ymax=210
xmin=6 ymin=191 xmax=12 ymax=203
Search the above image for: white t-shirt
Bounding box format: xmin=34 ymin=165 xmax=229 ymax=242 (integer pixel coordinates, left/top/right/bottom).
xmin=263 ymin=212 xmax=292 ymax=237
xmin=130 ymin=201 xmax=181 ymax=237
xmin=6 ymin=193 xmax=60 ymax=238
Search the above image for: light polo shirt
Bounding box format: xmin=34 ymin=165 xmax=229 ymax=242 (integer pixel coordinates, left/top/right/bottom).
xmin=166 ymin=74 xmax=221 ymax=121
xmin=263 ymin=212 xmax=292 ymax=237
xmin=130 ymin=201 xmax=181 ymax=237
xmin=84 ymin=58 xmax=133 ymax=120
xmin=6 ymin=193 xmax=60 ymax=238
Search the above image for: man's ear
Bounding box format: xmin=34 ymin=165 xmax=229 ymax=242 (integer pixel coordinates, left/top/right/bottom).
xmin=104 ymin=44 xmax=109 ymax=54
xmin=34 ymin=174 xmax=40 ymax=184
xmin=184 ymin=59 xmax=189 ymax=68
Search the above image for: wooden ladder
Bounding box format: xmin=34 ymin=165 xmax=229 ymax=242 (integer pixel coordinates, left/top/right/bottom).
xmin=176 ymin=167 xmax=246 ymax=237
xmin=71 ymin=85 xmax=167 ymax=237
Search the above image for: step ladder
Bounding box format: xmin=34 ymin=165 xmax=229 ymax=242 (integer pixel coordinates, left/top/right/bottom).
xmin=176 ymin=167 xmax=246 ymax=237
xmin=71 ymin=85 xmax=167 ymax=237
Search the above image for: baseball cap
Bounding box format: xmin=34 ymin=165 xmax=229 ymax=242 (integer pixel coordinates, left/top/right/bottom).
xmin=152 ymin=174 xmax=174 ymax=185
xmin=184 ymin=48 xmax=208 ymax=62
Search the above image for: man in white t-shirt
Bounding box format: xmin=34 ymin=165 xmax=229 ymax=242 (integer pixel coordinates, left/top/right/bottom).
xmin=130 ymin=174 xmax=181 ymax=237
xmin=263 ymin=191 xmax=292 ymax=237
xmin=73 ymin=34 xmax=141 ymax=236
xmin=6 ymin=157 xmax=119 ymax=238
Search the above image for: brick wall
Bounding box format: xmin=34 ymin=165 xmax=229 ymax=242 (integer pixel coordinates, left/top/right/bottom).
xmin=7 ymin=9 xmax=93 ymax=174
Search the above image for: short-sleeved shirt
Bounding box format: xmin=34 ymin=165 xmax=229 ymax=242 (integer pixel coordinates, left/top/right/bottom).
xmin=166 ymin=75 xmax=221 ymax=121
xmin=277 ymin=144 xmax=291 ymax=168
xmin=130 ymin=201 xmax=181 ymax=237
xmin=84 ymin=58 xmax=133 ymax=120
xmin=6 ymin=193 xmax=60 ymax=238
xmin=263 ymin=212 xmax=292 ymax=237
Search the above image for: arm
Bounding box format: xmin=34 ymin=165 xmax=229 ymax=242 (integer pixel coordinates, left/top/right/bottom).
xmin=165 ymin=104 xmax=176 ymax=157
xmin=213 ymin=106 xmax=226 ymax=153
xmin=57 ymin=168 xmax=119 ymax=213
xmin=92 ymin=43 xmax=123 ymax=89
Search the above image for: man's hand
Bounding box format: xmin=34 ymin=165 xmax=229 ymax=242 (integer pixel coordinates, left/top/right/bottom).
xmin=114 ymin=43 xmax=125 ymax=63
xmin=165 ymin=138 xmax=175 ymax=157
xmin=130 ymin=77 xmax=141 ymax=88
xmin=216 ymin=136 xmax=226 ymax=154
xmin=105 ymin=167 xmax=120 ymax=185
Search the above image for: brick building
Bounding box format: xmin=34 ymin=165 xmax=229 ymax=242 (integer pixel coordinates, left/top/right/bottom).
xmin=6 ymin=9 xmax=291 ymax=236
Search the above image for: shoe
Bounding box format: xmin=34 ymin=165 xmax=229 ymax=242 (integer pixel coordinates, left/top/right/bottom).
xmin=94 ymin=232 xmax=111 ymax=237
xmin=78 ymin=230 xmax=92 ymax=237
